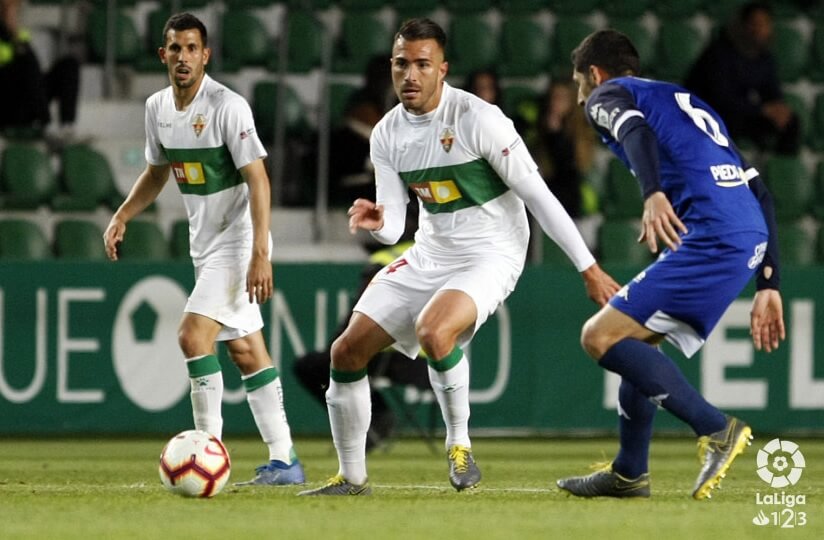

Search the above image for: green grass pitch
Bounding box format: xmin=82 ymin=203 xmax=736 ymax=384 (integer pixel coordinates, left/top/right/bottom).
xmin=1 ymin=436 xmax=821 ymax=539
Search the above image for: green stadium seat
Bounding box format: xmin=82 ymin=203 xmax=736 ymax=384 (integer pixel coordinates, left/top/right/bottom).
xmin=136 ymin=8 xmax=171 ymax=73
xmin=0 ymin=144 xmax=57 ymax=209
xmin=501 ymin=85 xmax=539 ymax=125
xmin=608 ymin=18 xmax=656 ymax=74
xmin=653 ymin=0 xmax=705 ymax=18
xmin=601 ymin=0 xmax=651 ymax=18
xmin=283 ymin=10 xmax=324 ymax=73
xmin=333 ymin=12 xmax=392 ymax=74
xmin=287 ymin=0 xmax=335 ymax=8
xmin=252 ymin=81 xmax=309 ymax=144
xmin=777 ymin=222 xmax=815 ymax=266
xmin=818 ymin=226 xmax=824 ymax=263
xmin=448 ymin=16 xmax=498 ymax=77
xmin=602 ymin=159 xmax=643 ymax=219
xmin=763 ymin=156 xmax=811 ymax=221
xmin=443 ymin=0 xmax=494 ymax=14
xmin=0 ymin=219 xmax=51 ymax=260
xmin=221 ymin=10 xmax=272 ymax=71
xmin=656 ymin=20 xmax=705 ymax=83
xmin=773 ymin=23 xmax=808 ymax=82
xmin=703 ymin=0 xmax=747 ymax=20
xmin=810 ymin=24 xmax=824 ymax=82
xmin=598 ymin=219 xmax=653 ymax=266
xmin=496 ymin=0 xmax=549 ymax=13
xmin=328 ymin=82 xmax=359 ymax=129
xmin=551 ymin=17 xmax=595 ymax=78
xmin=118 ymin=220 xmax=170 ymax=260
xmin=549 ymin=0 xmax=602 ymax=16
xmin=53 ymin=144 xmax=122 ymax=211
xmin=811 ymin=92 xmax=824 ymax=151
xmin=170 ymin=219 xmax=191 ymax=261
xmin=783 ymin=92 xmax=810 ymax=144
xmin=394 ymin=0 xmax=440 ymax=19
xmin=53 ymin=219 xmax=107 ymax=260
xmin=337 ymin=0 xmax=386 ymax=10
xmin=811 ymin=162 xmax=824 ymax=221
xmin=500 ymin=16 xmax=551 ymax=77
xmin=87 ymin=8 xmax=141 ymax=63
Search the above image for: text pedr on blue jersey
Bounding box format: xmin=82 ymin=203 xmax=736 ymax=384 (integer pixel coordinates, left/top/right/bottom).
xmin=585 ymin=76 xmax=767 ymax=237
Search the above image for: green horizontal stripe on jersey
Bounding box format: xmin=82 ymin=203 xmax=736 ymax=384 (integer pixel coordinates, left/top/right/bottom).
xmin=163 ymin=145 xmax=244 ymax=195
xmin=399 ymin=158 xmax=509 ymax=214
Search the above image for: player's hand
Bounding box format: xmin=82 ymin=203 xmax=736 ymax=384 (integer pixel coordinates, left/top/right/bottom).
xmin=246 ymin=252 xmax=273 ymax=304
xmin=581 ymin=263 xmax=622 ymax=306
xmin=103 ymin=218 xmax=126 ymax=261
xmin=750 ymin=288 xmax=785 ymax=352
xmin=638 ymin=191 xmax=688 ymax=253
xmin=347 ymin=198 xmax=385 ymax=233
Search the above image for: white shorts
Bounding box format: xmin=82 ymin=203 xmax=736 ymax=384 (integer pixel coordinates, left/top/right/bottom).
xmin=184 ymin=262 xmax=263 ymax=341
xmin=353 ymin=245 xmax=524 ymax=358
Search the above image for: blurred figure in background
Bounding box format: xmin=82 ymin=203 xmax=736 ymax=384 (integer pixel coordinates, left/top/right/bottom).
xmin=528 ymin=80 xmax=596 ymax=219
xmin=463 ymin=68 xmax=502 ymax=107
xmin=684 ymin=1 xmax=799 ymax=154
xmin=0 ymin=0 xmax=80 ymax=143
xmin=329 ymin=54 xmax=396 ymax=207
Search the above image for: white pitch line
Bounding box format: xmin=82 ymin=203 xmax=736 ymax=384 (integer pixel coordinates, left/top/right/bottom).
xmin=373 ymin=484 xmax=554 ymax=493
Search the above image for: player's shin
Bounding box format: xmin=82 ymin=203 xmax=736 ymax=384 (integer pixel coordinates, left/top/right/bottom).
xmin=186 ymin=354 xmax=224 ymax=440
xmin=243 ymin=367 xmax=296 ymax=463
xmin=613 ymin=378 xmax=657 ymax=478
xmin=428 ymin=347 xmax=471 ymax=449
xmin=326 ymin=369 xmax=371 ymax=485
xmin=600 ymin=339 xmax=726 ymax=436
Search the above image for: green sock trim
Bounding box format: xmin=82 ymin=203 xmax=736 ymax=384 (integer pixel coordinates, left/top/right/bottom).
xmin=242 ymin=367 xmax=279 ymax=393
xmin=186 ymin=354 xmax=221 ymax=378
xmin=427 ymin=346 xmax=463 ymax=372
xmin=330 ymin=367 xmax=368 ymax=383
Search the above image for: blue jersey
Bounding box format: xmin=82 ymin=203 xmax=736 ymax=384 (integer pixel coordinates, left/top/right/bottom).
xmin=586 ymin=77 xmax=767 ymax=238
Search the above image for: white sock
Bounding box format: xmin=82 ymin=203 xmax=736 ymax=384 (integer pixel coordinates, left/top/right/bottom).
xmin=244 ymin=371 xmax=294 ymax=463
xmin=428 ymin=355 xmax=471 ymax=450
xmin=188 ymin=368 xmax=224 ymax=440
xmin=326 ymin=377 xmax=371 ymax=484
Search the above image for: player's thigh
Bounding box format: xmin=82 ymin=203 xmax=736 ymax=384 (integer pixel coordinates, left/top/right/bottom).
xmin=416 ymin=289 xmax=478 ymax=350
xmin=581 ymin=305 xmax=661 ymax=359
xmin=331 ymin=312 xmax=396 ymax=371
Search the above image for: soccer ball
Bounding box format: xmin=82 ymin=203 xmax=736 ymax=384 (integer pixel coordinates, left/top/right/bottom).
xmin=158 ymin=430 xmax=231 ymax=498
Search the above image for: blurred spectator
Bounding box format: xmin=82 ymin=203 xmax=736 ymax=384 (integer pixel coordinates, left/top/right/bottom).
xmin=527 ymin=80 xmax=596 ymax=218
xmin=328 ymin=54 xmax=396 ymax=207
xmin=463 ymin=68 xmax=502 ymax=107
xmin=684 ymin=1 xmax=800 ymax=154
xmin=0 ymin=0 xmax=80 ymax=143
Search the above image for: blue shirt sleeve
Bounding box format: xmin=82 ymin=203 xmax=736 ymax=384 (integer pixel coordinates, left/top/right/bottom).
xmin=586 ymin=83 xmax=662 ymax=199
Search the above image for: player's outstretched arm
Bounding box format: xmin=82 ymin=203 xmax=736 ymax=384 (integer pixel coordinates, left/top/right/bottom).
xmin=104 ymin=163 xmax=170 ymax=261
xmin=750 ymin=288 xmax=785 ymax=353
xmin=638 ymin=191 xmax=688 ymax=254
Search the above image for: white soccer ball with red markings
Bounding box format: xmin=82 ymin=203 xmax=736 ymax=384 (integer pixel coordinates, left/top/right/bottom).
xmin=158 ymin=430 xmax=231 ymax=498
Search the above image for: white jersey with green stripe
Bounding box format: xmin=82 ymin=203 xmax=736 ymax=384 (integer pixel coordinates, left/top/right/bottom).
xmin=371 ymin=83 xmax=535 ymax=261
xmin=144 ymin=74 xmax=268 ymax=266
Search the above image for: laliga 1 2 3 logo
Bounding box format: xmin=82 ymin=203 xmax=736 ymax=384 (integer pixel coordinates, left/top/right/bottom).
xmin=752 ymin=438 xmax=808 ymax=529
xmin=756 ymin=438 xmax=805 ymax=488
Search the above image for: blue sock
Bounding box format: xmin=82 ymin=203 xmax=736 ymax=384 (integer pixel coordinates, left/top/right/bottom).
xmin=612 ymin=379 xmax=656 ymax=478
xmin=600 ymin=339 xmax=726 ymax=436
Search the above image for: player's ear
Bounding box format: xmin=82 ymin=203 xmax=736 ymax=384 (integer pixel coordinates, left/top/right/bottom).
xmin=590 ymin=65 xmax=609 ymax=85
xmin=158 ymin=46 xmax=167 ymax=63
xmin=203 ymin=47 xmax=211 ymax=66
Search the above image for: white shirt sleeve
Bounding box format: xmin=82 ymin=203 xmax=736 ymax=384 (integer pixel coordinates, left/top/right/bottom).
xmin=144 ymin=96 xmax=167 ymax=166
xmin=220 ymin=95 xmax=267 ymax=169
xmin=369 ymin=123 xmax=410 ymax=245
xmin=508 ymin=170 xmax=595 ymax=271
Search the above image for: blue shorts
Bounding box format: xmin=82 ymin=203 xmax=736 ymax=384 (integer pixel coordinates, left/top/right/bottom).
xmin=609 ymin=231 xmax=768 ymax=357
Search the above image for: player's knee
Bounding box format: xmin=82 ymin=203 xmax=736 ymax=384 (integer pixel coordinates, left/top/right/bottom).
xmin=330 ymin=334 xmax=367 ymax=372
xmin=177 ymin=328 xmax=202 ymax=359
xmin=415 ymin=322 xmax=452 ymax=360
xmin=580 ymin=318 xmax=610 ymax=360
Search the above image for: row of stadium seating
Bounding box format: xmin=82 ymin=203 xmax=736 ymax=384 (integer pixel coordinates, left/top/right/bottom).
xmin=83 ymin=4 xmax=824 ymax=83
xmin=0 ymin=217 xmax=186 ymax=261
xmin=4 ymin=213 xmax=823 ymax=266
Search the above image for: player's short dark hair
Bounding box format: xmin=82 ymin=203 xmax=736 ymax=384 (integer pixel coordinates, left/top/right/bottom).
xmin=395 ymin=17 xmax=447 ymax=52
xmin=162 ymin=12 xmax=208 ymax=47
xmin=571 ymin=29 xmax=640 ymax=77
